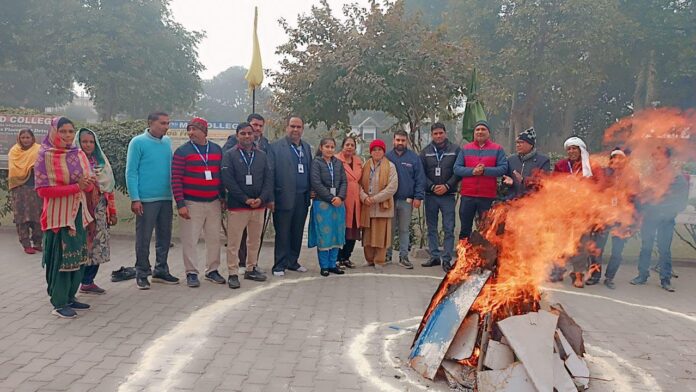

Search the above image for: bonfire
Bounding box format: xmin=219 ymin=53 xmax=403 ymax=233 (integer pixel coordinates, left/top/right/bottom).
xmin=408 ymin=108 xmax=696 ymax=391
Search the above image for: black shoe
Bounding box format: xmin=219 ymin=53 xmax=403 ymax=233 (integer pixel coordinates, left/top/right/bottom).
xmin=111 ymin=266 xmax=136 ymax=282
xmin=661 ymin=280 xmax=675 ymax=292
xmin=398 ymin=256 xmax=414 ymax=269
xmin=136 ymin=276 xmax=150 ymax=290
xmin=69 ymin=300 xmax=90 ymax=311
xmin=604 ymin=278 xmax=616 ymax=290
xmin=320 ymin=269 xmax=330 ymax=277
xmin=204 ymin=270 xmax=225 ymax=284
xmin=186 ymin=273 xmax=200 ymax=288
xmin=442 ymin=260 xmax=453 ymax=272
xmin=327 ymin=267 xmax=345 ymax=275
xmin=422 ymin=258 xmax=441 ymax=267
xmin=585 ymin=276 xmax=600 ymax=286
xmin=152 ymin=273 xmax=180 ymax=285
xmin=244 ymin=269 xmax=267 ymax=282
xmin=52 ymin=307 xmax=77 ymax=319
xmin=343 ymin=259 xmax=356 ymax=269
xmin=228 ymin=275 xmax=241 ymax=289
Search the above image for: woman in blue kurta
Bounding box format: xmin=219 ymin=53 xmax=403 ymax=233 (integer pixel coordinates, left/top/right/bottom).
xmin=309 ymin=138 xmax=348 ymax=276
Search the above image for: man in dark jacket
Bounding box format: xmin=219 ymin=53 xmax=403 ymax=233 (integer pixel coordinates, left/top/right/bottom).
xmin=386 ymin=130 xmax=426 ymax=269
xmin=221 ymin=123 xmax=272 ymax=289
xmin=631 ymin=146 xmax=689 ymax=292
xmin=420 ymin=123 xmax=460 ymax=271
xmin=502 ymin=127 xmax=551 ymax=199
xmin=222 ymin=114 xmax=270 ymax=272
xmin=268 ymin=116 xmax=313 ymax=276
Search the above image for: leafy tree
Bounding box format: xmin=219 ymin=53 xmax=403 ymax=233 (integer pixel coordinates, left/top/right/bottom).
xmin=197 ymin=66 xmax=272 ymax=122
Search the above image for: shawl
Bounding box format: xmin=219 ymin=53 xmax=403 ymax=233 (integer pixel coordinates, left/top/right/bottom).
xmin=35 ymin=117 xmax=93 ymax=230
xmin=360 ymin=158 xmax=392 ymax=228
xmin=8 ymin=135 xmax=40 ymax=189
xmin=336 ymin=151 xmax=363 ymax=228
xmin=79 ymin=128 xmax=115 ymax=193
xmin=563 ymin=137 xmax=593 ymax=177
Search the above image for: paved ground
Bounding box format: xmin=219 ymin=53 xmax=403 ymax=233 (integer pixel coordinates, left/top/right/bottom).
xmin=1 ymin=227 xmax=695 ymax=392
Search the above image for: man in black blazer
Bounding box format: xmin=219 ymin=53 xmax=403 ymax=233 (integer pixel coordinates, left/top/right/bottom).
xmin=268 ymin=116 xmax=312 ymax=276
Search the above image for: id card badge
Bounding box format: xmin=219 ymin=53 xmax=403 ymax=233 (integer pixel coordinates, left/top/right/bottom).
xmin=298 ymin=164 xmax=305 ymax=173
xmin=330 ymin=187 xmax=336 ymax=196
xmin=246 ymin=175 xmax=253 ymax=185
xmin=435 ymin=167 xmax=441 ymax=177
xmin=204 ymin=170 xmax=213 ymax=181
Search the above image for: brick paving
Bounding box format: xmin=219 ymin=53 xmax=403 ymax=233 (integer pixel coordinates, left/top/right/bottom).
xmin=0 ymin=226 xmax=695 ymax=391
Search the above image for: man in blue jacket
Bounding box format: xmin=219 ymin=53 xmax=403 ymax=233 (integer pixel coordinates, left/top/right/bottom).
xmin=386 ymin=130 xmax=426 ymax=269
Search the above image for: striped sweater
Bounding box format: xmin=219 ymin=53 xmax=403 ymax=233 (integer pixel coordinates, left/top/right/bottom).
xmin=453 ymin=140 xmax=508 ymax=198
xmin=172 ymin=140 xmax=224 ymax=208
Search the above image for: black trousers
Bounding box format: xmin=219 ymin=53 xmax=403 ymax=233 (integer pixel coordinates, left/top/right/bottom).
xmin=338 ymin=240 xmax=357 ymax=261
xmin=272 ymin=193 xmax=308 ymax=272
xmin=458 ymin=196 xmax=494 ymax=239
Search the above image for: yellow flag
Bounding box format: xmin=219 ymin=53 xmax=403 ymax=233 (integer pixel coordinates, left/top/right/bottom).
xmin=245 ymin=7 xmax=264 ymax=91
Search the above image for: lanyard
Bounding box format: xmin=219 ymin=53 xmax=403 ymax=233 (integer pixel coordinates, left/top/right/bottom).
xmin=369 ymin=160 xmax=381 ymax=194
xmin=568 ymin=161 xmax=579 ymax=175
xmin=433 ymin=145 xmax=444 ymax=167
xmin=291 ymin=144 xmax=303 ymax=161
xmin=327 ymin=160 xmax=335 ymax=188
xmin=239 ymin=149 xmax=255 ymax=174
xmin=191 ymin=141 xmax=209 ymax=167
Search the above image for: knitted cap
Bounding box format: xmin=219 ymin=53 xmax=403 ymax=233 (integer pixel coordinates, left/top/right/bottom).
xmin=518 ymin=127 xmax=536 ymax=146
xmin=188 ymin=117 xmax=208 ymax=134
xmin=473 ymin=120 xmax=491 ymax=132
xmin=369 ymin=139 xmax=386 ymax=153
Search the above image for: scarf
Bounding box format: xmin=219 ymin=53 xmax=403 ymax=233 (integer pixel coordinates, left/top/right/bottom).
xmin=360 ymin=158 xmax=392 ymax=227
xmin=8 ymin=136 xmax=40 ymax=189
xmin=337 ymin=151 xmax=362 ymax=181
xmin=518 ymin=148 xmax=537 ymax=163
xmin=563 ymin=137 xmax=593 ymax=177
xmin=78 ymin=128 xmax=115 ymax=193
xmin=34 ymin=117 xmax=93 ymax=231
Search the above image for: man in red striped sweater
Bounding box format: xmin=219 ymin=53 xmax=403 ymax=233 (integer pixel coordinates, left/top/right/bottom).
xmin=171 ymin=117 xmax=226 ymax=288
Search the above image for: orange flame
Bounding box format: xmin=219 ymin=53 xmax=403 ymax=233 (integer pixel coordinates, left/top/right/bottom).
xmin=458 ymin=347 xmax=480 ymax=368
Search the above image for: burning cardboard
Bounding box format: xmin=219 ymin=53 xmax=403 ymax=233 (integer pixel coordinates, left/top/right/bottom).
xmin=408 ymin=270 xmax=491 ymax=379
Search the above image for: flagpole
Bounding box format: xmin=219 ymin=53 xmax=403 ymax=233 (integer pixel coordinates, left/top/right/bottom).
xmin=252 ymin=87 xmax=256 ymax=114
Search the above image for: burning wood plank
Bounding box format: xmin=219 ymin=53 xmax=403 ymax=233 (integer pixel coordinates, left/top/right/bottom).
xmin=497 ymin=310 xmax=559 ymax=392
xmin=477 ymin=362 xmax=536 ymax=392
xmin=408 ymin=270 xmax=491 ymax=380
xmin=445 ymin=313 xmax=480 ymax=360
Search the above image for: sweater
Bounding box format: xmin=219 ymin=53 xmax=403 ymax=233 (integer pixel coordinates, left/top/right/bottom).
xmin=386 ymin=148 xmax=426 ymax=200
xmin=126 ymin=130 xmax=173 ymax=202
xmin=420 ymin=139 xmax=461 ymax=195
xmin=171 ymin=140 xmax=224 ymax=208
xmin=454 ymin=140 xmax=508 ymax=198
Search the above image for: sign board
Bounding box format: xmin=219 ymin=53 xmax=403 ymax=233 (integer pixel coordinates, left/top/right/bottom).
xmin=0 ymin=115 xmax=53 ymax=169
xmin=676 ymin=175 xmax=696 ymax=225
xmin=167 ymin=120 xmax=238 ymax=149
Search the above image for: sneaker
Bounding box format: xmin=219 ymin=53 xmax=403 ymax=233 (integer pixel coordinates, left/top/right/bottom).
xmin=343 ymin=259 xmax=356 ymax=269
xmin=112 ymin=267 xmax=136 ymax=282
xmin=152 ymin=273 xmax=180 ymax=285
xmin=272 ymin=270 xmax=285 ymax=277
xmin=228 ymin=275 xmax=241 ymax=289
xmin=442 ymin=260 xmax=452 ymax=273
xmin=244 ymin=269 xmax=267 ymax=282
xmin=320 ymin=269 xmax=330 ymax=277
xmin=422 ymin=258 xmax=441 ymax=267
xmin=23 ymin=247 xmax=36 ymax=255
xmin=186 ymin=273 xmax=200 ymax=288
xmin=254 ymin=266 xmax=266 ymax=274
xmin=398 ymin=256 xmax=414 ymax=269
xmin=136 ymin=276 xmax=150 ymax=290
xmin=603 ymin=278 xmax=616 ymax=290
xmin=69 ymin=300 xmax=90 ymax=310
xmin=585 ymin=275 xmax=600 ymax=286
xmin=630 ymin=276 xmax=647 ymax=285
xmin=204 ymin=270 xmax=225 ymax=284
xmin=385 ymin=254 xmax=393 ymax=265
xmin=327 ymin=267 xmax=345 ymax=275
xmin=80 ymin=284 xmax=106 ymax=295
xmin=292 ymin=266 xmax=308 ymax=273
xmin=661 ymin=280 xmax=675 ymax=292
xmin=52 ymin=307 xmax=77 ymax=319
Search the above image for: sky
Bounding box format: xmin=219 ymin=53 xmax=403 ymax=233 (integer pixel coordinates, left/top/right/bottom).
xmin=169 ymin=0 xmax=370 ymax=81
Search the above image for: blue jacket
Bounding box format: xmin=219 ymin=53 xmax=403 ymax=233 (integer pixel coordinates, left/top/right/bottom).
xmin=386 ymin=148 xmax=426 ymax=200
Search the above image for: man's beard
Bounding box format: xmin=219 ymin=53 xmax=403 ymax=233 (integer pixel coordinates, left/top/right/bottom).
xmin=395 ymin=145 xmax=406 ymax=152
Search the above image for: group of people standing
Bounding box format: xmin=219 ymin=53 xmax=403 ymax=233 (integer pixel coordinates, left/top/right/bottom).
xmin=7 ymin=110 xmax=689 ymax=319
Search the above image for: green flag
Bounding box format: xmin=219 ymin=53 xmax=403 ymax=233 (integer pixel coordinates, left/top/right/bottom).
xmin=462 ymin=68 xmax=487 ymax=142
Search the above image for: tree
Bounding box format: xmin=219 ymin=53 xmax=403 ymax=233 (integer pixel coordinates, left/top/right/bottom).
xmin=197 ymin=66 xmax=272 ymax=122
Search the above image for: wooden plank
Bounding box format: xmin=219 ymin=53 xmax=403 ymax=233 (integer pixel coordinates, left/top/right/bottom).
xmin=445 ymin=313 xmax=480 ymax=360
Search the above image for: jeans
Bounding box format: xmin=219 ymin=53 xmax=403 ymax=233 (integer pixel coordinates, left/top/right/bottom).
xmin=318 ymin=248 xmax=339 ymax=269
xmin=388 ymin=199 xmax=413 ymax=259
xmin=594 ymin=230 xmax=627 ymax=280
xmin=135 ymin=200 xmax=173 ymax=278
xmin=273 ymin=193 xmax=309 ymax=272
xmin=338 ymin=240 xmax=356 ymax=261
xmin=637 ymin=215 xmax=675 ymax=282
xmin=82 ymin=265 xmax=100 ymax=285
xmin=458 ymin=196 xmax=494 ymax=239
xmin=424 ymin=193 xmax=456 ymax=263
